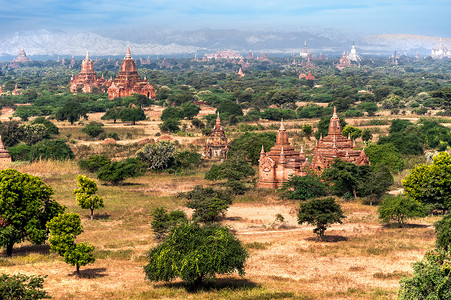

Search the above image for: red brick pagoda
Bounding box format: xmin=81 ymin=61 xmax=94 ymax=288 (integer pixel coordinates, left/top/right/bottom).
xmin=258 ymin=108 xmax=370 ymax=189
xmin=12 ymin=48 xmax=31 ymax=63
xmin=336 ymin=51 xmax=352 ymax=70
xmin=69 ymin=52 xmax=106 ymax=93
xmin=204 ymin=113 xmax=229 ymax=160
xmin=107 ymin=46 xmax=156 ymax=100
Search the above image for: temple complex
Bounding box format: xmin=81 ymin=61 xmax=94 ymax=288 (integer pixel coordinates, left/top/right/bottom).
xmin=236 ymin=68 xmax=245 ymax=77
xmin=203 ymin=50 xmax=243 ymax=60
xmin=300 ymin=41 xmax=311 ymax=59
xmin=12 ymin=48 xmax=31 ymax=63
xmin=258 ymin=108 xmax=370 ymax=189
xmin=0 ymin=136 xmax=12 ymax=167
xmin=107 ymin=46 xmax=156 ymax=100
xmin=69 ymin=52 xmax=106 ymax=93
xmin=336 ymin=52 xmax=352 ymax=70
xmin=299 ymin=71 xmax=316 ymax=80
xmin=347 ymin=44 xmax=361 ymax=62
xmin=431 ymin=38 xmax=451 ymax=59
xmin=204 ymin=113 xmax=229 ymax=160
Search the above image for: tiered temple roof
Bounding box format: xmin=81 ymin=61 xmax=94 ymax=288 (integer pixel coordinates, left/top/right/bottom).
xmin=12 ymin=48 xmax=31 ymax=63
xmin=347 ymin=44 xmax=361 ymax=62
xmin=107 ymin=46 xmax=156 ymax=100
xmin=431 ymin=38 xmax=451 ymax=59
xmin=204 ymin=113 xmax=229 ymax=160
xmin=69 ymin=52 xmax=106 ymax=93
xmin=336 ymin=51 xmax=352 ymax=70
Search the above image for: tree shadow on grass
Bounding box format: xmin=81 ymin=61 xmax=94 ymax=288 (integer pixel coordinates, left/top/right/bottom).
xmin=306 ymin=235 xmax=348 ymax=243
xmin=382 ymin=223 xmax=430 ymax=229
xmin=93 ymin=213 xmax=111 ymax=220
xmin=69 ymin=267 xmax=108 ymax=279
xmin=1 ymin=244 xmax=50 ymax=257
xmin=155 ymin=277 xmax=259 ymax=293
xmin=224 ymin=216 xmax=243 ymax=221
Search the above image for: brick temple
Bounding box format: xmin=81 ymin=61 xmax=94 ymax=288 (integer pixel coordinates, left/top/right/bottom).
xmin=258 ymin=108 xmax=370 ymax=189
xmin=107 ymin=46 xmax=156 ymax=100
xmin=69 ymin=52 xmax=106 ymax=93
xmin=204 ymin=113 xmax=229 ymax=160
xmin=12 ymin=48 xmax=31 ymax=63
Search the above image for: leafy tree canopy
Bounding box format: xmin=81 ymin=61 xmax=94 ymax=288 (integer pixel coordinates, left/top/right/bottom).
xmin=73 ymin=175 xmax=104 ymax=220
xmin=183 ymin=186 xmax=233 ymax=223
xmin=280 ymin=174 xmax=328 ymax=201
xmin=228 ymin=132 xmax=276 ymax=165
xmin=365 ymin=143 xmax=404 ymax=173
xmin=378 ymin=195 xmax=425 ymax=226
xmin=0 ymin=273 xmax=50 ymax=300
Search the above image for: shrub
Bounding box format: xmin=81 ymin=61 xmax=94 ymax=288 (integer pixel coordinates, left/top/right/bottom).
xmin=168 ymin=151 xmax=202 ymax=174
xmin=81 ymin=121 xmax=104 ymax=138
xmin=7 ymin=143 xmax=31 ymax=161
xmin=97 ymin=158 xmax=145 ymax=185
xmin=0 ymin=273 xmax=50 ymax=300
xmin=378 ymin=195 xmax=425 ymax=226
xmin=78 ymin=155 xmax=111 ymax=173
xmin=29 ymin=139 xmax=75 ymax=161
xmin=144 ymin=222 xmax=248 ymax=286
xmin=150 ymin=207 xmax=188 ymax=239
xmin=365 ymin=143 xmax=404 ymax=173
xmin=434 ymin=214 xmax=451 ymax=252
xmin=159 ymin=118 xmax=181 ymax=133
xmin=136 ymin=141 xmax=176 ymax=170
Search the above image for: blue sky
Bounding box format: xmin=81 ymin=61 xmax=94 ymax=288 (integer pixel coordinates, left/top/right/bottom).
xmin=0 ymin=0 xmax=449 ymax=36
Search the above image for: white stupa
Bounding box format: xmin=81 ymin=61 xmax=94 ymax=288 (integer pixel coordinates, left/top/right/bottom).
xmin=347 ymin=44 xmax=361 ymax=62
xmin=300 ymin=40 xmax=311 ymax=59
xmin=431 ymin=38 xmax=451 ymax=59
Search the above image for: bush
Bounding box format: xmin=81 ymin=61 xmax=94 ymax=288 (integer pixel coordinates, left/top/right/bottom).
xmin=78 ymin=155 xmax=112 ymax=173
xmin=297 ymin=197 xmax=346 ymax=241
xmin=8 ymin=143 xmax=31 ymax=161
xmin=168 ymin=151 xmax=202 ymax=174
xmin=159 ymin=118 xmax=181 ymax=133
xmin=183 ymin=186 xmax=233 ymax=223
xmin=144 ymin=222 xmax=248 ymax=286
xmin=228 ymin=132 xmax=276 ymax=165
xmin=434 ymin=214 xmax=451 ymax=252
xmin=150 ymin=207 xmax=188 ymax=239
xmin=97 ymin=158 xmax=145 ymax=185
xmin=136 ymin=141 xmax=176 ymax=170
xmin=280 ymin=174 xmax=328 ymax=200
xmin=398 ymin=251 xmax=451 ymax=299
xmin=29 ymin=139 xmax=75 ymax=161
xmin=378 ymin=195 xmax=425 ymax=226
xmin=81 ymin=121 xmax=104 ymax=138
xmin=365 ymin=143 xmax=404 ymax=173
xmin=0 ymin=273 xmax=50 ymax=300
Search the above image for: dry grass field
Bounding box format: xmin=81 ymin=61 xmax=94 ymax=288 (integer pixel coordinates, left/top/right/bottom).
xmin=0 ymin=106 xmax=442 ymax=299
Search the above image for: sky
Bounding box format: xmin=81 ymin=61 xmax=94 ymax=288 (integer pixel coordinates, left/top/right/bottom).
xmin=0 ymin=0 xmax=450 ymax=37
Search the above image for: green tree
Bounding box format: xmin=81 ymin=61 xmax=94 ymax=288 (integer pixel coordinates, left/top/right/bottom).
xmin=78 ymin=155 xmax=111 ymax=173
xmin=321 ymin=158 xmax=365 ymax=198
xmin=378 ymin=195 xmax=425 ymax=226
xmin=398 ymin=251 xmax=451 ymax=300
xmin=434 ymin=214 xmax=451 ymax=252
xmin=55 ymin=100 xmax=87 ymax=125
xmin=365 ymin=143 xmax=404 ymax=173
xmin=302 ymin=124 xmax=313 ymax=137
xmin=20 ymin=124 xmax=47 ymax=145
xmin=217 ymin=99 xmax=243 ymax=117
xmin=0 ymin=273 xmax=50 ymax=300
xmin=361 ymin=129 xmax=373 ymax=142
xmin=0 ymin=169 xmax=64 ymax=256
xmin=136 ymin=141 xmax=176 ymax=170
xmin=0 ymin=121 xmax=24 ymax=147
xmin=73 ymin=175 xmax=104 ymax=220
xmin=150 ymin=207 xmax=187 ymax=239
xmin=120 ymin=106 xmax=146 ymax=125
xmin=227 ymin=132 xmax=276 ymax=165
xmin=81 ymin=121 xmax=104 ymax=138
xmin=181 ymin=102 xmax=200 ymax=119
xmin=342 ymin=125 xmax=362 ymax=140
xmin=144 ymin=223 xmax=248 ymax=286
xmin=205 ymin=153 xmax=256 ymax=194
xmin=159 ymin=118 xmax=181 ymax=133
xmin=297 ymin=197 xmax=346 ymax=241
xmin=183 ymin=186 xmax=233 ymax=223
xmin=403 ymin=152 xmax=451 ymax=212
xmin=32 ymin=117 xmax=59 ymax=136
xmin=280 ymin=174 xmax=328 ymax=200
xmin=101 ymin=107 xmax=122 ymax=124
xmin=47 ymin=213 xmax=95 ymax=277
xmin=29 ymin=139 xmax=75 ymax=161
xmin=160 ymin=106 xmax=183 ymax=122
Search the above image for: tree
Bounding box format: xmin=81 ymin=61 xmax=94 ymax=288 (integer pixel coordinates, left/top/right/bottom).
xmin=144 ymin=222 xmax=248 ymax=286
xmin=403 ymin=152 xmax=451 ymax=213
xmin=302 ymin=124 xmax=313 ymax=137
xmin=297 ymin=197 xmax=346 ymax=241
xmin=159 ymin=118 xmax=180 ymax=133
xmin=120 ymin=106 xmax=146 ymax=125
xmin=0 ymin=121 xmax=24 ymax=147
xmin=365 ymin=143 xmax=404 ymax=173
xmin=28 ymin=139 xmax=75 ymax=161
xmin=217 ymin=99 xmax=243 ymax=117
xmin=0 ymin=169 xmax=64 ymax=256
xmin=47 ymin=213 xmax=95 ymax=277
xmin=434 ymin=214 xmax=451 ymax=252
xmin=361 ymin=129 xmax=373 ymax=143
xmin=398 ymin=251 xmax=451 ymax=300
xmin=81 ymin=122 xmax=104 ymax=138
xmin=181 ymin=102 xmax=200 ymax=119
xmin=20 ymin=124 xmax=47 ymax=145
xmin=227 ymin=132 xmax=276 ymax=165
xmin=378 ymin=195 xmax=425 ymax=226
xmin=32 ymin=117 xmax=59 ymax=136
xmin=150 ymin=207 xmax=187 ymax=239
xmin=73 ymin=175 xmax=104 ymax=220
xmin=280 ymin=174 xmax=328 ymax=200
xmin=321 ymin=159 xmax=365 ymax=198
xmin=0 ymin=273 xmax=50 ymax=300
xmin=183 ymin=186 xmax=233 ymax=223
xmin=205 ymin=153 xmax=256 ymax=194
xmin=78 ymin=155 xmax=111 ymax=173
xmin=342 ymin=125 xmax=362 ymax=140
xmin=55 ymin=100 xmax=87 ymax=125
xmin=160 ymin=106 xmax=183 ymax=122
xmin=136 ymin=141 xmax=176 ymax=170
xmin=101 ymin=108 xmax=122 ymax=124
xmin=97 ymin=158 xmax=144 ymax=185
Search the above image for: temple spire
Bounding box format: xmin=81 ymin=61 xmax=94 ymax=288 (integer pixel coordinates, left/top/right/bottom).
xmin=279 ymin=119 xmax=285 ymax=131
xmin=125 ymin=45 xmax=131 ymax=59
xmin=86 ymin=51 xmax=89 ymax=60
xmin=261 ymin=145 xmax=265 ymax=154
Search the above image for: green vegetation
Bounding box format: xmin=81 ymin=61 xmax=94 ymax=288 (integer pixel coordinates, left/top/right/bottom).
xmin=183 ymin=186 xmax=233 ymax=223
xmin=73 ymin=175 xmax=104 ymax=220
xmin=378 ymin=195 xmax=425 ymax=226
xmin=280 ymin=174 xmax=328 ymax=200
xmin=0 ymin=273 xmax=50 ymax=300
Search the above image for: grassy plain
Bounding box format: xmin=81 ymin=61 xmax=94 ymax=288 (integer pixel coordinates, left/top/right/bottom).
xmin=0 ymin=108 xmax=440 ymax=299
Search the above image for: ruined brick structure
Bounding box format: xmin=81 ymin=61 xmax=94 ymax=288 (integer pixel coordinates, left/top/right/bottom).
xmin=258 ymin=108 xmax=370 ymax=189
xmin=204 ymin=113 xmax=229 ymax=160
xmin=107 ymin=46 xmax=156 ymax=100
xmin=69 ymin=52 xmax=106 ymax=93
